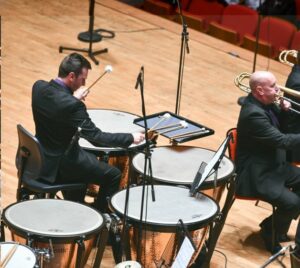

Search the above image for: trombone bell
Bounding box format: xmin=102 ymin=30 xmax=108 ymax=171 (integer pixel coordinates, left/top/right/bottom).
xmin=279 ymin=50 xmax=298 ymax=67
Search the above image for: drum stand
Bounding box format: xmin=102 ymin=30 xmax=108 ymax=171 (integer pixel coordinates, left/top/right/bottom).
xmin=59 ymin=0 xmax=112 ymax=65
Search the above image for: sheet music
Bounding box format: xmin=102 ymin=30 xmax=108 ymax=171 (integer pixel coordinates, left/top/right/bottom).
xmin=171 ymin=237 xmax=195 ymax=268
xmin=196 ymin=135 xmax=230 ymax=190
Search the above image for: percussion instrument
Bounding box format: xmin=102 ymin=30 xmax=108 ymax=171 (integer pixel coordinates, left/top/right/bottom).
xmin=115 ymin=260 xmax=142 ymax=268
xmin=0 ymin=242 xmax=37 ymax=268
xmin=132 ymin=146 xmax=235 ymax=202
xmin=2 ymin=199 xmax=105 ymax=268
xmin=79 ymin=109 xmax=145 ymax=190
xmin=109 ymin=185 xmax=219 ymax=267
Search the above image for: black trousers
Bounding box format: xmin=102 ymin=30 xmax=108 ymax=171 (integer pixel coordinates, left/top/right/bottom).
xmin=264 ymin=168 xmax=300 ymax=246
xmin=57 ymin=149 xmax=121 ymax=213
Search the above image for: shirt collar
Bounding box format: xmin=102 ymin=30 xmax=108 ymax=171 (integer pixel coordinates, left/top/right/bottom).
xmin=54 ymin=78 xmax=72 ymax=94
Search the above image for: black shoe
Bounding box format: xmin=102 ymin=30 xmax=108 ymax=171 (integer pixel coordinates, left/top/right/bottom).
xmin=259 ymin=217 xmax=290 ymax=243
xmin=260 ymin=226 xmax=282 ymax=254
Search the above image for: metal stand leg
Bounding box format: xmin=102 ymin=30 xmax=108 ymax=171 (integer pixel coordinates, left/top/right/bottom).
xmin=93 ymin=214 xmax=110 ymax=268
xmin=201 ymin=175 xmax=236 ymax=268
xmin=0 ymin=219 xmax=5 ymax=242
xmin=75 ymin=239 xmax=85 ymax=268
xmin=58 ymin=0 xmax=109 ymax=65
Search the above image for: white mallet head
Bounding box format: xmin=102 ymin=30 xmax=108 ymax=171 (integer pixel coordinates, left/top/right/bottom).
xmin=180 ymin=121 xmax=188 ymax=128
xmin=105 ymin=65 xmax=113 ymax=73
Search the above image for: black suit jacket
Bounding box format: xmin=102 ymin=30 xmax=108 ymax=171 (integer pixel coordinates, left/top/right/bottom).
xmin=284 ymin=65 xmax=300 ymax=161
xmin=236 ymin=94 xmax=300 ymax=201
xmin=32 ymin=80 xmax=133 ymax=183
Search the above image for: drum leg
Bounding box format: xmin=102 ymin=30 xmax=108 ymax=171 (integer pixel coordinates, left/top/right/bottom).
xmin=0 ymin=219 xmax=5 ymax=242
xmin=200 ymin=176 xmax=236 ymax=268
xmin=75 ymin=239 xmax=85 ymax=268
xmin=93 ymin=214 xmax=110 ymax=268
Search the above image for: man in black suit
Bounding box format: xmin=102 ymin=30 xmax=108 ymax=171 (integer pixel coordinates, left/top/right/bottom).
xmin=235 ymin=71 xmax=300 ymax=254
xmin=284 ymin=51 xmax=300 ymax=163
xmin=32 ymin=53 xmax=145 ymax=212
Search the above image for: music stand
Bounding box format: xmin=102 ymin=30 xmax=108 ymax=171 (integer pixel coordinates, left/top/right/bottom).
xmin=59 ymin=0 xmax=110 ymax=65
xmin=190 ymin=134 xmax=231 ymax=196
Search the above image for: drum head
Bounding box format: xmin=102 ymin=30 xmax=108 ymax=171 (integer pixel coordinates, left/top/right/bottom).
xmin=79 ymin=109 xmax=145 ymax=152
xmin=110 ymin=185 xmax=219 ymax=232
xmin=132 ymin=146 xmax=234 ymax=188
xmin=0 ymin=242 xmax=36 ymax=268
xmin=3 ymin=199 xmax=104 ymax=240
xmin=115 ymin=261 xmax=142 ymax=268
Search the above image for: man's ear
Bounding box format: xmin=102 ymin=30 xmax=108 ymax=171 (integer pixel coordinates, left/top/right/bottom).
xmin=256 ymin=86 xmax=264 ymax=96
xmin=68 ymin=72 xmax=76 ymax=81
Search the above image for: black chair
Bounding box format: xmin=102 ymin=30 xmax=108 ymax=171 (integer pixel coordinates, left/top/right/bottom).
xmin=16 ymin=124 xmax=86 ymax=201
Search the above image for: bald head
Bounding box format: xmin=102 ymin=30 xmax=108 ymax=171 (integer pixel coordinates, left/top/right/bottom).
xmin=249 ymin=71 xmax=278 ymax=105
xmin=249 ymin=71 xmax=276 ymax=91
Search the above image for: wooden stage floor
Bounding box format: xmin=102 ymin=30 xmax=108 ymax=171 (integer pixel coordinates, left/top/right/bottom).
xmin=1 ymin=0 xmax=297 ymax=267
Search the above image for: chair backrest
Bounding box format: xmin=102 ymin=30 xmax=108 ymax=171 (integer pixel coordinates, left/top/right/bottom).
xmin=290 ymin=31 xmax=300 ymax=50
xmin=296 ymin=0 xmax=300 ymax=20
xmin=188 ymin=0 xmax=225 ymax=22
xmin=258 ymin=17 xmax=297 ymax=52
xmin=226 ymin=127 xmax=237 ymax=162
xmin=16 ymin=124 xmax=44 ymax=181
xmin=221 ymin=5 xmax=259 ymax=38
xmin=181 ymin=0 xmax=192 ymax=10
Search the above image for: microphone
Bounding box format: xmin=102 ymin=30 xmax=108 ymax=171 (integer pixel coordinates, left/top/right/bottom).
xmin=135 ymin=66 xmax=144 ymax=90
xmin=260 ymin=244 xmax=293 ymax=268
xmin=65 ymin=127 xmax=82 ymax=155
xmin=87 ymin=64 xmax=113 ymax=90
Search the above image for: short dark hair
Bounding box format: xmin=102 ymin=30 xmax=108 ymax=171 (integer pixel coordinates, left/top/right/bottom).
xmin=58 ymin=53 xmax=92 ymax=78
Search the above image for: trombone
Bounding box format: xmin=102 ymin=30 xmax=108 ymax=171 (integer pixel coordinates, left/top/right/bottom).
xmin=279 ymin=50 xmax=298 ymax=67
xmin=234 ymin=72 xmax=300 ymax=114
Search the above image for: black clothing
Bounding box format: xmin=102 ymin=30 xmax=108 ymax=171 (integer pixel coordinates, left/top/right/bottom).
xmin=236 ymin=93 xmax=300 ymax=246
xmin=285 ymin=65 xmax=300 ymax=162
xmin=32 ymin=79 xmax=133 ymax=211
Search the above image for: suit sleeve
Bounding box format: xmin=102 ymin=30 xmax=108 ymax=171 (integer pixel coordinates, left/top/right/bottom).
xmin=242 ymin=108 xmax=300 ymax=150
xmin=68 ymin=101 xmax=134 ymax=148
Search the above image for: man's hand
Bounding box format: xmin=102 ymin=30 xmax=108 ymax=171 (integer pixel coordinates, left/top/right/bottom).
xmin=280 ymin=98 xmax=291 ymax=111
xmin=74 ymin=87 xmax=90 ymax=101
xmin=132 ymin=132 xmax=145 ymax=144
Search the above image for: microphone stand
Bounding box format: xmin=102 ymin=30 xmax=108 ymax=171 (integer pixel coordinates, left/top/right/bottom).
xmin=134 ymin=66 xmax=156 ymax=263
xmin=174 ymin=0 xmax=190 ymax=115
xmin=252 ymin=0 xmax=262 ymax=72
xmin=59 ymin=0 xmax=108 ymax=65
xmin=260 ymin=244 xmax=292 ymax=268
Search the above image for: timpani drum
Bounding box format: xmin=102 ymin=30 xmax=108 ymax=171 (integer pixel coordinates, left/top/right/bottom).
xmin=132 ymin=146 xmax=235 ymax=202
xmin=0 ymin=242 xmax=37 ymax=268
xmin=109 ymin=185 xmax=219 ymax=268
xmin=2 ymin=199 xmax=104 ymax=268
xmin=79 ymin=109 xmax=145 ymax=190
xmin=115 ymin=260 xmax=142 ymax=268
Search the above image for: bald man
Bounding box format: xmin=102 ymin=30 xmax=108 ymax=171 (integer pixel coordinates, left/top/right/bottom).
xmin=236 ymin=71 xmax=300 ymax=254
